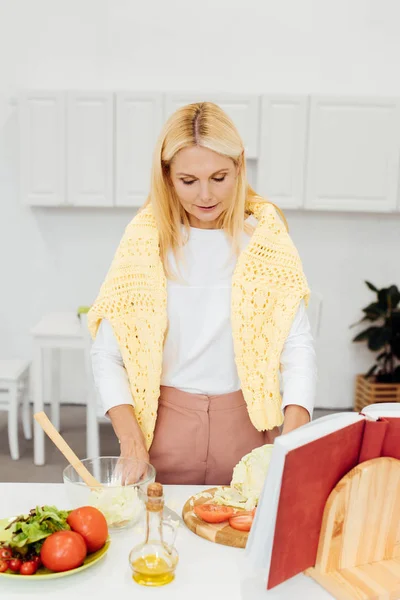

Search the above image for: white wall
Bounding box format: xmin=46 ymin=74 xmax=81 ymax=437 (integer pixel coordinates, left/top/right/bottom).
xmin=1 ymin=0 xmax=400 ymax=409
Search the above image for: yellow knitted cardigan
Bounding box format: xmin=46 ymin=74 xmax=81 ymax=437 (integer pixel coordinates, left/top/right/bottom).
xmin=88 ymin=201 xmax=310 ymax=450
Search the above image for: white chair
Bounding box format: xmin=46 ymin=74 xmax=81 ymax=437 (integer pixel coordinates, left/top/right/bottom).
xmin=31 ymin=313 xmax=85 ymax=465
xmin=80 ymin=314 xmax=109 ymax=459
xmin=0 ymin=360 xmax=32 ymax=460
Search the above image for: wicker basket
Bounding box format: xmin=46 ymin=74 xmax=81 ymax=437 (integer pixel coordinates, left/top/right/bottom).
xmin=354 ymin=374 xmax=400 ymax=412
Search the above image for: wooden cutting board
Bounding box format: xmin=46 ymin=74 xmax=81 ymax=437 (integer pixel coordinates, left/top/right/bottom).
xmin=182 ymin=487 xmax=249 ymax=548
xmin=306 ymin=457 xmax=400 ymax=599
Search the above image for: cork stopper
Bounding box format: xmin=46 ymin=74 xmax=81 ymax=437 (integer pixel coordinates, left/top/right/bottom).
xmin=146 ymin=482 xmax=164 ymax=511
xmin=147 ymin=482 xmax=163 ymax=497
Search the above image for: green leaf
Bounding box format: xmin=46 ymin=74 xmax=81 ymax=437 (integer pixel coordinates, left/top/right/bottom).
xmin=387 ymin=285 xmax=400 ymax=309
xmin=353 ymin=326 xmax=380 ymax=343
xmin=368 ymin=327 xmax=391 ymax=351
xmin=362 ymin=302 xmax=385 ymax=318
xmin=365 ymin=281 xmax=378 ymax=292
xmin=35 ymin=505 xmax=70 ymax=524
xmin=365 ymin=364 xmax=377 ymax=378
xmin=362 ymin=314 xmax=382 ymax=323
xmin=377 ymin=288 xmax=390 ymax=311
xmin=33 ymin=540 xmax=45 ymax=555
xmin=10 ymin=531 xmax=29 ymax=549
xmin=7 ymin=505 xmax=70 ymax=551
xmin=20 ymin=521 xmax=52 ymax=544
xmin=350 ymin=315 xmax=379 ymax=328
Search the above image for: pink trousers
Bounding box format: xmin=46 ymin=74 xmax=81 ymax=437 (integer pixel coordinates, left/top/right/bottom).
xmin=149 ymin=386 xmax=279 ymax=485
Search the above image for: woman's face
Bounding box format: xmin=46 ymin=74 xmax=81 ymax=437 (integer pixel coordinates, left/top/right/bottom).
xmin=169 ymin=146 xmax=238 ymax=229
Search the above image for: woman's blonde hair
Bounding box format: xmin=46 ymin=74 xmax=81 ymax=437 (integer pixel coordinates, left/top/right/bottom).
xmin=144 ymin=102 xmax=287 ymax=273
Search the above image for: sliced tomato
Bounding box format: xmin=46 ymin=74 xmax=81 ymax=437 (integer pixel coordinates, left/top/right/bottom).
xmin=229 ymin=514 xmax=254 ymax=532
xmin=193 ymin=504 xmax=234 ymax=524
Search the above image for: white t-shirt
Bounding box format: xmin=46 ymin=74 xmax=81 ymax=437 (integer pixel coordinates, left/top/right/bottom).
xmin=91 ymin=219 xmax=317 ymax=417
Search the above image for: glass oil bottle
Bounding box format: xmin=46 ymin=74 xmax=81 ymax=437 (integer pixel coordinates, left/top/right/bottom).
xmin=129 ymin=482 xmax=179 ymax=586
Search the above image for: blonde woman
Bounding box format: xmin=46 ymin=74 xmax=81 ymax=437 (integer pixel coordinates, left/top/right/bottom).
xmin=88 ymin=102 xmax=317 ymax=485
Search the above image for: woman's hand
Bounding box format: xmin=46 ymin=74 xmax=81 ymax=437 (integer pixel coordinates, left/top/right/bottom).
xmin=107 ymin=404 xmax=150 ymax=484
xmin=119 ymin=436 xmax=150 ymax=462
xmin=118 ymin=436 xmax=150 ymax=485
xmin=282 ymin=405 xmax=310 ymax=435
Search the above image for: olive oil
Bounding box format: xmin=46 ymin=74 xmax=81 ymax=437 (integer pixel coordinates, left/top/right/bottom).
xmin=131 ymin=554 xmax=175 ymax=586
xmin=129 ymin=483 xmax=179 ymax=587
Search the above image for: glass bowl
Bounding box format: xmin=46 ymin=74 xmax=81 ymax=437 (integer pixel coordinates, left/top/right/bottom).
xmin=63 ymin=457 xmax=156 ymax=531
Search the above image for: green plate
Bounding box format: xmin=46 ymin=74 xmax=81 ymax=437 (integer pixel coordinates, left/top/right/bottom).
xmin=0 ymin=516 xmax=110 ymax=580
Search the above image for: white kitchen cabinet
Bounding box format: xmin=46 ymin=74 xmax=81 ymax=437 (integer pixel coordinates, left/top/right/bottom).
xmin=115 ymin=92 xmax=163 ymax=207
xmin=257 ymin=95 xmax=308 ymax=209
xmin=19 ymin=92 xmax=66 ymax=206
xmin=305 ymin=96 xmax=400 ymax=212
xmin=165 ymin=93 xmax=260 ymax=158
xmin=20 ymin=90 xmax=400 ymax=214
xmin=67 ymin=92 xmax=114 ymax=207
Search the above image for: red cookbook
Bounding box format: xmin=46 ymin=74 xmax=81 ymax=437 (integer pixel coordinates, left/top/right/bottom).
xmin=245 ymin=403 xmax=400 ymax=590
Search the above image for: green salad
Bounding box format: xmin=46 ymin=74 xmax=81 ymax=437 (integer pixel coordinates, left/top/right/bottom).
xmin=5 ymin=506 xmax=70 ymax=556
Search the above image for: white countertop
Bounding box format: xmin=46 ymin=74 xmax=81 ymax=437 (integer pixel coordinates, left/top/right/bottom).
xmin=0 ymin=483 xmax=333 ymax=600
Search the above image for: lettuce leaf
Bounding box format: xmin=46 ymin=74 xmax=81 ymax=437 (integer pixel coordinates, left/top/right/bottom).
xmin=6 ymin=505 xmax=70 ymax=553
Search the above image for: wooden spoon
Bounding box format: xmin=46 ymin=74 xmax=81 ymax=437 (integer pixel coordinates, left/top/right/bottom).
xmin=34 ymin=411 xmax=101 ymax=490
xmin=34 ymin=411 xmax=184 ymax=524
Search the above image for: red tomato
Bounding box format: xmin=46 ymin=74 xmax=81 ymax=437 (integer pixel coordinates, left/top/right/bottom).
xmin=0 ymin=559 xmax=9 ymax=573
xmin=40 ymin=531 xmax=87 ymax=572
xmin=67 ymin=506 xmax=108 ymax=553
xmin=20 ymin=561 xmax=38 ymax=576
xmin=8 ymin=558 xmax=22 ymax=572
xmin=193 ymin=504 xmax=234 ymax=524
xmin=0 ymin=548 xmax=12 ymax=561
xmin=31 ymin=555 xmax=42 ymax=568
xmin=229 ymin=514 xmax=254 ymax=532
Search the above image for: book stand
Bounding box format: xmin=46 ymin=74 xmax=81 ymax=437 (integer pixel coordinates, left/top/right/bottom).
xmin=306 ymin=457 xmax=400 ymax=600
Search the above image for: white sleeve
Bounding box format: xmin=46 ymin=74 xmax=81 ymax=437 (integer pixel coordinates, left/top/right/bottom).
xmin=90 ymin=319 xmax=135 ymax=416
xmin=280 ymin=299 xmax=317 ymax=419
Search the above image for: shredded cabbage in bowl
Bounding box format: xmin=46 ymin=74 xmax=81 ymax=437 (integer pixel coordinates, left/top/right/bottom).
xmin=88 ymin=486 xmax=145 ymax=529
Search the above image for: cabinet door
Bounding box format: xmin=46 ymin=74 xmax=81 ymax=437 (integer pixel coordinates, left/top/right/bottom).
xmin=67 ymin=92 xmax=114 ymax=207
xmin=20 ymin=92 xmax=66 ymax=206
xmin=165 ymin=93 xmax=260 ymax=158
xmin=115 ymin=92 xmax=163 ymax=207
xmin=257 ymin=95 xmax=308 ymax=209
xmin=305 ymin=97 xmax=400 ymax=212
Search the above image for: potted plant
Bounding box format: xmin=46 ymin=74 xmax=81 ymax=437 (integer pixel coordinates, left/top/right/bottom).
xmin=351 ymin=282 xmax=400 ymax=410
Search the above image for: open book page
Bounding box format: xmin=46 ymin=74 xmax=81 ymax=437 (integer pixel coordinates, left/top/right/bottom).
xmin=245 ymin=411 xmax=362 ymax=576
xmin=362 ymin=402 xmax=400 ymax=418
xmin=361 ymin=403 xmax=400 ymax=461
